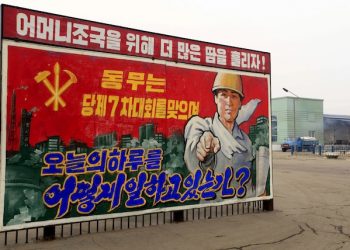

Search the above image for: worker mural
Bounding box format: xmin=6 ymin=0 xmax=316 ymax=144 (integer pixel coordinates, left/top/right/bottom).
xmin=184 ymin=73 xmax=269 ymax=201
xmin=0 ymin=5 xmax=272 ymax=231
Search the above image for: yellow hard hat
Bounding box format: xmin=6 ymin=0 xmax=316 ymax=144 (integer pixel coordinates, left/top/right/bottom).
xmin=212 ymin=73 xmax=244 ymax=98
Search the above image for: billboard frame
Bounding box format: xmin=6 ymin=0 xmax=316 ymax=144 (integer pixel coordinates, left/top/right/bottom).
xmin=0 ymin=5 xmax=272 ymax=231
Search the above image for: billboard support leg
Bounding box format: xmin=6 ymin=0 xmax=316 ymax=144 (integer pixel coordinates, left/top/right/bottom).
xmin=173 ymin=210 xmax=184 ymax=222
xmin=43 ymin=225 xmax=56 ymax=240
xmin=263 ymin=199 xmax=274 ymax=211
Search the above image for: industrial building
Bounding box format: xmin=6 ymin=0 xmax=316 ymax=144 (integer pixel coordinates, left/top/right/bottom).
xmin=323 ymin=114 xmax=350 ymax=145
xmin=271 ymin=97 xmax=324 ymax=149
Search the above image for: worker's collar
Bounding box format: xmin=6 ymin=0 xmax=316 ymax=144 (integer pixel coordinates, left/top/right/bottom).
xmin=213 ymin=113 xmax=247 ymax=159
xmin=214 ymin=113 xmax=244 ymax=140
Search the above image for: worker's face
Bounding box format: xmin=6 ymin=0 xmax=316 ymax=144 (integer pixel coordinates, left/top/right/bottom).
xmin=215 ymin=89 xmax=241 ymax=123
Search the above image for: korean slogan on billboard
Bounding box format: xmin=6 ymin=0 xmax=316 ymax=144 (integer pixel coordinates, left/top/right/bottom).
xmin=1 ymin=5 xmax=271 ymax=230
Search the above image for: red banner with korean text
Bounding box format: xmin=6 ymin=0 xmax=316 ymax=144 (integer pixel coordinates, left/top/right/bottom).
xmin=6 ymin=45 xmax=269 ymax=150
xmin=2 ymin=5 xmax=270 ymax=74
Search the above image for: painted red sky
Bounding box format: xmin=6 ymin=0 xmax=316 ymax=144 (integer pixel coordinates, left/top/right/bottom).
xmin=6 ymin=45 xmax=269 ymax=149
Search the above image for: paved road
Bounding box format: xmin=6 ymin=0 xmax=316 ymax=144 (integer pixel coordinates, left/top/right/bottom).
xmin=4 ymin=153 xmax=350 ymax=250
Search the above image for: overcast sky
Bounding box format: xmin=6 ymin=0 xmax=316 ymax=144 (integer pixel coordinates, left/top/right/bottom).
xmin=2 ymin=0 xmax=350 ymax=115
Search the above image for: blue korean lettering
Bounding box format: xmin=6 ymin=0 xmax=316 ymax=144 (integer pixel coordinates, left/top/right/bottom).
xmin=86 ymin=149 xmax=108 ymax=173
xmin=71 ymin=174 xmax=102 ymax=214
xmin=144 ymin=171 xmax=167 ymax=205
xmin=161 ymin=173 xmax=182 ymax=202
xmin=43 ymin=175 xmax=77 ymax=218
xmin=235 ymin=167 xmax=251 ymax=198
xmin=125 ymin=148 xmax=145 ymax=171
xmin=145 ymin=148 xmax=163 ymax=171
xmin=198 ymin=169 xmax=223 ymax=200
xmin=109 ymin=172 xmax=127 ymax=211
xmin=124 ymin=171 xmax=148 ymax=208
xmin=107 ymin=147 xmax=127 ymax=173
xmin=221 ymin=167 xmax=235 ymax=198
xmin=180 ymin=169 xmax=203 ymax=202
xmin=41 ymin=152 xmax=65 ymax=176
xmin=94 ymin=182 xmax=115 ymax=203
xmin=65 ymin=151 xmax=86 ymax=174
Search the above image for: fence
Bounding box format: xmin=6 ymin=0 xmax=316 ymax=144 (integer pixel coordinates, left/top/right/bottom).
xmin=0 ymin=200 xmax=272 ymax=246
xmin=289 ymin=144 xmax=350 ymax=157
xmin=323 ymin=144 xmax=350 ymax=153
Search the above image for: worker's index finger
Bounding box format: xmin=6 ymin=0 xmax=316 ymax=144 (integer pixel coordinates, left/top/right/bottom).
xmin=213 ymin=139 xmax=220 ymax=153
xmin=204 ymin=133 xmax=212 ymax=149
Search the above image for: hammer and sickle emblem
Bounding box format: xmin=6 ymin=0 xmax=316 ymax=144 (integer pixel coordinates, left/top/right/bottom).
xmin=34 ymin=62 xmax=77 ymax=111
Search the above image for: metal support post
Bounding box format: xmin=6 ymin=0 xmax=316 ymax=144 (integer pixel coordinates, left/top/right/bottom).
xmin=43 ymin=225 xmax=56 ymax=240
xmin=263 ymin=199 xmax=274 ymax=211
xmin=173 ymin=210 xmax=184 ymax=222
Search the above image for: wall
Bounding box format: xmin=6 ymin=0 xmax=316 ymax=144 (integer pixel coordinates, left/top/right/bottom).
xmin=272 ymin=97 xmax=324 ymax=145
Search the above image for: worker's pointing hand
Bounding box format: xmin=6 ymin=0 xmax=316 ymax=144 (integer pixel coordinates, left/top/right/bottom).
xmin=196 ymin=131 xmax=221 ymax=162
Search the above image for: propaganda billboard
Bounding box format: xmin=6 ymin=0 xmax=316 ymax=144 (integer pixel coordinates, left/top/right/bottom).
xmin=0 ymin=5 xmax=272 ymax=230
